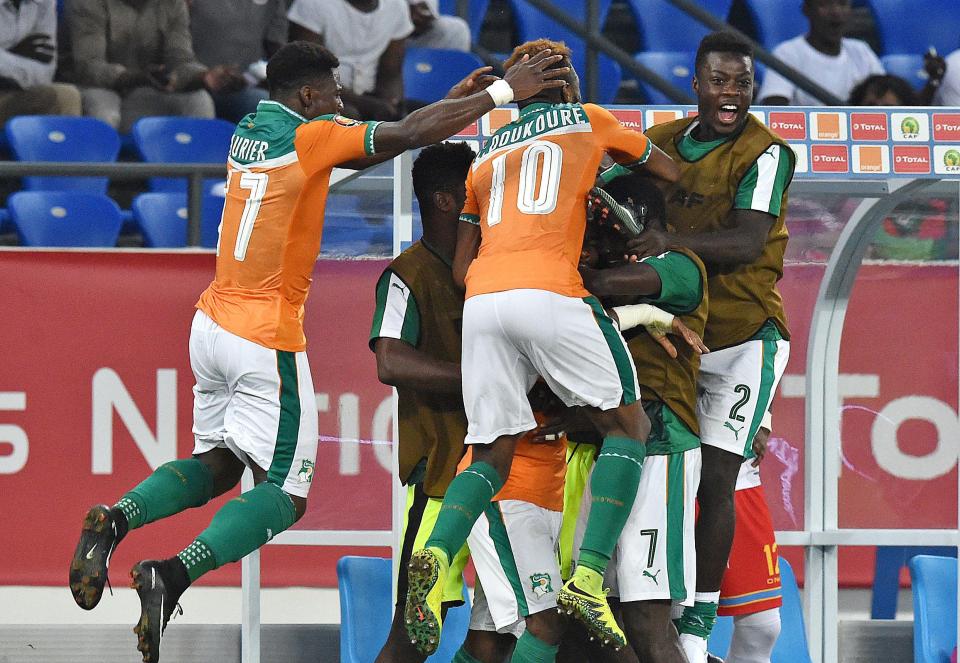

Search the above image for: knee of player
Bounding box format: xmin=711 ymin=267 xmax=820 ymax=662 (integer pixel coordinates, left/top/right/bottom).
xmin=288 ymin=493 xmax=308 ymax=521
xmin=525 ymin=608 xmax=565 ymax=644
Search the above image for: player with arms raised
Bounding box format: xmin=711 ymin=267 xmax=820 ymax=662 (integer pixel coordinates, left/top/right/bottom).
xmin=403 ymin=39 xmax=680 ymax=657
xmin=69 ymin=40 xmax=569 ymax=663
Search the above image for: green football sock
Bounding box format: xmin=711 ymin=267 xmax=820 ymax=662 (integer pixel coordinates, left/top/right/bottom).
xmin=176 ymin=481 xmax=297 ymax=582
xmin=425 ymin=461 xmax=503 ymax=563
xmin=114 ymin=459 xmax=214 ymax=530
xmin=452 ymin=647 xmax=484 ymax=663
xmin=511 ymin=631 xmax=559 ymax=663
xmin=677 ymin=593 xmax=720 ymax=638
xmin=577 ymin=436 xmax=645 ymax=574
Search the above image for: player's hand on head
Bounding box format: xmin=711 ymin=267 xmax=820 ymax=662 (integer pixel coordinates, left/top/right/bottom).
xmin=444 ymin=66 xmax=497 ymax=100
xmin=624 ymin=228 xmax=669 ymax=261
xmin=502 ymin=50 xmax=570 ymax=101
xmin=751 ymin=426 xmax=771 ymax=467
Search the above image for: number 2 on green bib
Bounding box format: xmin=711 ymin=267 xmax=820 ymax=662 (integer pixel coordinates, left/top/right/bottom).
xmin=487 ymin=140 xmax=563 ymax=226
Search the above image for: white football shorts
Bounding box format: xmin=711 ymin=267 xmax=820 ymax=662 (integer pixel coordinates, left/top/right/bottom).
xmin=189 ymin=310 xmax=319 ymax=498
xmin=697 ymin=338 xmax=790 ymax=458
xmin=462 ymin=289 xmax=639 ymax=445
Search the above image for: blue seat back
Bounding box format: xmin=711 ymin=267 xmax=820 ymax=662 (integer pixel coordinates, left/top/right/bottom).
xmin=5 ymin=116 xmax=120 ymax=193
xmin=628 ymin=0 xmax=733 ymax=52
xmin=507 ymin=0 xmax=622 ymax=103
xmin=910 ymin=555 xmax=958 ymax=663
xmin=405 ymin=47 xmax=487 ymax=104
xmin=872 ymin=546 xmax=957 ymax=619
xmin=132 ymin=192 xmax=224 ymax=249
xmin=707 ymin=557 xmax=812 ymax=663
xmin=8 ymin=191 xmax=122 ymax=247
xmin=880 ymin=54 xmax=928 ymax=91
xmin=132 ymin=117 xmax=234 ymax=193
xmin=864 ymin=0 xmax=960 ymax=56
xmin=634 ymin=51 xmax=695 ymax=104
xmin=438 ymin=0 xmax=491 ymax=42
xmin=337 ymin=555 xmax=472 ymax=663
xmin=740 ymin=0 xmax=807 ymax=50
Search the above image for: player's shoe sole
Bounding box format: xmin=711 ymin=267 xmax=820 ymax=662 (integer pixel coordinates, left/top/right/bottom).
xmin=592 ymin=187 xmax=645 ymax=236
xmin=404 ymin=548 xmax=447 ymax=656
xmin=557 ymin=577 xmax=627 ymax=650
xmin=69 ymin=504 xmax=119 ymax=610
xmin=131 ymin=561 xmax=179 ymax=663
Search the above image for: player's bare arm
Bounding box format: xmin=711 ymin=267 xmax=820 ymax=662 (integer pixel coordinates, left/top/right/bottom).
xmin=374 ymin=338 xmax=461 ymax=394
xmin=626 ymin=209 xmax=774 ymax=267
xmin=579 ymin=262 xmax=663 ymax=300
xmin=339 ymin=50 xmax=569 ymax=169
xmin=452 ymin=220 xmax=481 ymax=291
xmin=634 ymin=144 xmax=680 ymax=183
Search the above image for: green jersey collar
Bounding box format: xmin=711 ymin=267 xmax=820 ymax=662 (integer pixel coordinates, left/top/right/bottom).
xmin=518 ymin=101 xmax=571 ymax=117
xmin=256 ymin=100 xmax=308 ymax=123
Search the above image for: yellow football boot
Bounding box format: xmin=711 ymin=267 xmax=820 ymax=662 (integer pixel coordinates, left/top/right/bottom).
xmin=404 ymin=547 xmax=449 ymax=655
xmin=557 ymin=567 xmax=627 ymax=650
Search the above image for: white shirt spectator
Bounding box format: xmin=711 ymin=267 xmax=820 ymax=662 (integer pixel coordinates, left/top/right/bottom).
xmin=0 ymin=0 xmax=56 ymax=88
xmin=760 ymin=35 xmax=884 ymax=105
xmin=287 ymin=0 xmax=414 ymax=95
xmin=934 ymin=48 xmax=960 ymax=106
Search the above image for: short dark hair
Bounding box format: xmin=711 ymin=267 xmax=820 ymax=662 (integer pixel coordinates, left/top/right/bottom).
xmin=849 ymin=74 xmax=917 ymax=106
xmin=266 ymin=41 xmax=339 ymax=97
xmin=695 ymin=31 xmax=754 ymax=73
xmin=412 ymin=142 xmax=475 ymax=212
xmin=602 ymin=172 xmax=666 ymax=226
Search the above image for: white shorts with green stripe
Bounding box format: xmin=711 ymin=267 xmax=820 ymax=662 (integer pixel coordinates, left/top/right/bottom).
xmin=189 ymin=310 xmax=319 ymax=498
xmin=467 ymin=499 xmax=564 ymax=635
xmin=575 ymin=449 xmax=701 ymax=605
xmin=697 ymin=337 xmax=790 ymax=458
xmin=462 ymin=289 xmax=639 ymax=445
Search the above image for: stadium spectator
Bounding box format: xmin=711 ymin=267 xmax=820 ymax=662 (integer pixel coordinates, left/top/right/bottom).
xmin=408 ymin=0 xmax=470 ymax=52
xmin=288 ymin=0 xmax=412 ymax=120
xmin=0 ymin=0 xmax=81 ymax=123
xmin=189 ymin=0 xmax=288 ymax=123
xmin=849 ymin=74 xmax=917 ymax=106
xmin=67 ymin=0 xmax=245 ymax=132
xmin=933 ymin=48 xmax=960 ymax=106
xmin=759 ymin=0 xmax=883 ymax=106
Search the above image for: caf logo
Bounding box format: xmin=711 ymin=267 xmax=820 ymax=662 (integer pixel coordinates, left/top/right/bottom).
xmin=944 ymin=149 xmax=960 ymax=168
xmin=900 ymin=117 xmax=921 ymax=137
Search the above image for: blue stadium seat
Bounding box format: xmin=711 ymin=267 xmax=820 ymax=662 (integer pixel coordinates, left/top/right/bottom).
xmin=438 ymin=0 xmax=491 ymax=42
xmin=864 ymin=0 xmax=960 ymax=56
xmin=132 ymin=193 xmax=223 ymax=249
xmin=131 ymin=117 xmax=234 ymax=194
xmin=507 ymin=0 xmax=622 ymax=103
xmin=739 ymin=0 xmax=807 ymax=50
xmin=8 ymin=191 xmax=122 ymax=247
xmin=5 ymin=116 xmax=120 ymax=193
xmin=881 ymin=54 xmax=929 ymax=91
xmin=628 ymin=0 xmax=733 ymax=52
xmin=909 ymin=555 xmax=958 ymax=663
xmin=634 ymin=51 xmax=695 ymax=104
xmin=405 ymin=47 xmax=487 ymax=104
xmin=337 ymin=556 xmax=472 ymax=663
xmin=707 ymin=557 xmax=812 ymax=663
xmin=323 ymin=214 xmax=392 ymax=256
xmin=872 ymin=546 xmax=958 ymax=619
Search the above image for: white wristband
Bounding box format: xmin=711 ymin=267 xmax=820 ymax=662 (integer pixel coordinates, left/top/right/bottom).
xmin=485 ymin=79 xmax=514 ymax=106
xmin=760 ymin=410 xmax=772 ymax=432
xmin=612 ymin=303 xmax=674 ymax=334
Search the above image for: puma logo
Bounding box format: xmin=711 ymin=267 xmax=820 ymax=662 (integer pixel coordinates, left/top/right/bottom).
xmin=724 ymin=421 xmax=744 ymax=440
xmin=391 ymin=282 xmax=406 ymax=295
xmin=643 ymin=569 xmax=661 ymax=585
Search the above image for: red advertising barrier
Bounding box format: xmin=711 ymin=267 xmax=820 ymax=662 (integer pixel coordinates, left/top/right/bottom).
xmin=1 ymin=252 xmax=956 ymax=587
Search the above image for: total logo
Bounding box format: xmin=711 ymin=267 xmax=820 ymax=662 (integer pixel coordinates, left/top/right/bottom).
xmin=933 ymin=146 xmax=960 ymax=174
xmin=769 ymin=112 xmax=806 ymax=140
xmin=850 ymin=113 xmax=888 ymax=141
xmin=810 ymin=145 xmax=849 ymax=173
xmin=932 ymin=114 xmax=960 ymax=141
xmin=610 ymin=109 xmax=643 ymax=131
xmin=891 ymin=112 xmax=929 ymax=141
xmin=892 ymin=146 xmax=931 ymax=174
